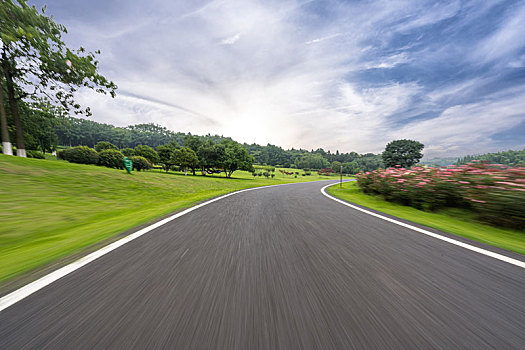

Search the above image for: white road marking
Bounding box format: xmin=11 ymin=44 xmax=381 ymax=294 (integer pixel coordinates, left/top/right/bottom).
xmin=0 ymin=181 xmax=327 ymax=313
xmin=321 ymin=183 xmax=525 ymax=269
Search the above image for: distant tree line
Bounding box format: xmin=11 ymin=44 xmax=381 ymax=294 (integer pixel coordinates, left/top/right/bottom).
xmin=52 ymin=116 xmax=385 ymax=172
xmin=55 ymin=117 xmax=190 ymax=149
xmin=456 ymin=149 xmax=525 ymax=167
xmin=419 ymin=157 xmax=458 ymax=167
xmin=244 ymin=143 xmax=384 ymax=173
xmin=0 ymin=106 xmax=387 ymax=173
xmin=0 ymin=110 xmax=388 ymax=173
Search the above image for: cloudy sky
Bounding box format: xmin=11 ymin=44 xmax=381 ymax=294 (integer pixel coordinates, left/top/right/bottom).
xmin=29 ymin=0 xmax=525 ymax=158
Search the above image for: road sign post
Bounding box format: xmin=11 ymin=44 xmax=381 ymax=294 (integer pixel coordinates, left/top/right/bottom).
xmin=123 ymin=157 xmax=133 ymax=174
xmin=340 ymin=165 xmax=343 ymax=188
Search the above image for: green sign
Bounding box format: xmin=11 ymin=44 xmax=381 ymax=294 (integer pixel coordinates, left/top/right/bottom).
xmin=123 ymin=157 xmax=133 ymax=173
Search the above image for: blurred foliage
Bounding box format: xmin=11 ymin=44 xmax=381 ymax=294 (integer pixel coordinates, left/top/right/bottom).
xmin=356 ymin=163 xmax=525 ymax=229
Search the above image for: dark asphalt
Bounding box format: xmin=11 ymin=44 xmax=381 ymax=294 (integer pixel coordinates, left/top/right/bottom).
xmin=1 ymin=180 xmax=524 ymax=349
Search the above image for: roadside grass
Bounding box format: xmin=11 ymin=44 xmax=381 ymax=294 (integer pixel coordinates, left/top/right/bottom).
xmin=327 ymin=181 xmax=525 ymax=255
xmin=0 ymin=155 xmax=346 ymax=284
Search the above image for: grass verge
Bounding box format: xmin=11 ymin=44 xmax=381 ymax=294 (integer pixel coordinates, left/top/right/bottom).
xmin=327 ymin=181 xmax=525 ymax=255
xmin=0 ymin=154 xmax=346 ymax=285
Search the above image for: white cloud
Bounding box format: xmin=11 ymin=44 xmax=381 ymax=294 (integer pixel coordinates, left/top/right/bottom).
xmin=305 ymin=33 xmax=342 ymax=45
xmin=29 ymin=0 xmax=525 ymax=157
xmin=470 ymin=2 xmax=525 ymax=64
xmin=395 ymin=1 xmax=461 ymax=32
xmin=220 ymin=33 xmax=241 ymax=45
xmin=393 ymin=88 xmax=525 ymax=157
xmin=364 ymin=52 xmax=412 ymax=69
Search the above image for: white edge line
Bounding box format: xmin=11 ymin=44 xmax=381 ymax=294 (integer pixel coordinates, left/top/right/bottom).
xmin=321 ymin=183 xmax=525 ymax=269
xmin=0 ymin=181 xmax=322 ymax=313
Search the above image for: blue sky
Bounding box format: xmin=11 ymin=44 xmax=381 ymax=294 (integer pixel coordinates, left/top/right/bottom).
xmin=29 ymin=0 xmax=525 ymax=158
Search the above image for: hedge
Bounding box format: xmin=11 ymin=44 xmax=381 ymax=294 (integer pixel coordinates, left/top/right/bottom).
xmin=57 ymin=146 xmax=99 ymax=165
xmin=130 ymin=156 xmax=151 ymax=171
xmin=27 ymin=150 xmax=45 ymax=159
xmin=356 ymin=163 xmax=525 ymax=229
xmin=98 ymin=149 xmax=124 ymax=169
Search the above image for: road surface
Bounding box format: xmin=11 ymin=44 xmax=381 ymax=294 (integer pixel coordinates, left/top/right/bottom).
xmin=1 ymin=180 xmax=524 ymax=349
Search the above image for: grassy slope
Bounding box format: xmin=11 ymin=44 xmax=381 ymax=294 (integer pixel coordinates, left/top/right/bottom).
xmin=327 ymin=181 xmax=525 ymax=255
xmin=0 ymin=155 xmax=344 ymax=284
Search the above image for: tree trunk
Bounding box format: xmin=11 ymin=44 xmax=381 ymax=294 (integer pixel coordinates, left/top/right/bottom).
xmin=0 ymin=76 xmax=12 ymax=155
xmin=3 ymin=64 xmax=25 ymax=157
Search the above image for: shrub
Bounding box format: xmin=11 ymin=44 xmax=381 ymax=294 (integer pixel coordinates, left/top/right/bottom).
xmin=27 ymin=150 xmax=45 ymax=159
xmin=271 ymin=173 xmax=275 ymax=178
xmin=356 ymin=163 xmax=525 ymax=229
xmin=318 ymin=168 xmax=335 ymax=176
xmin=98 ymin=149 xmax=124 ymax=169
xmin=134 ymin=145 xmax=159 ymax=164
xmin=58 ymin=146 xmax=99 ymax=165
xmin=121 ymin=148 xmax=135 ymax=157
xmin=278 ymin=169 xmax=295 ymax=176
xmin=263 ymin=171 xmax=269 ymax=179
xmin=57 ymin=149 xmax=66 ymax=160
xmin=130 ymin=156 xmax=151 ymax=171
xmin=94 ymin=141 xmax=118 ymax=153
xmin=252 ymin=172 xmax=257 ymax=177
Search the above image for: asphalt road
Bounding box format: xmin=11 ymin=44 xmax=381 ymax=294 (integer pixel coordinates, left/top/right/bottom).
xmin=1 ymin=180 xmax=524 ymax=349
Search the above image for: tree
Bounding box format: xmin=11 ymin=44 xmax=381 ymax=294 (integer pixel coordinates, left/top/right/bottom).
xmin=197 ymin=140 xmax=224 ymax=175
xmin=0 ymin=80 xmax=12 ymax=154
xmin=357 ymin=153 xmax=384 ymax=172
xmin=456 ymin=148 xmax=525 ymax=167
xmin=94 ymin=141 xmax=118 ymax=153
xmin=0 ymin=0 xmax=116 ymax=157
xmin=121 ymin=148 xmax=135 ymax=157
xmin=156 ymin=144 xmax=176 ymax=172
xmin=183 ymin=134 xmax=202 ymax=152
xmin=382 ymin=139 xmax=424 ymax=168
xmin=134 ymin=144 xmax=159 ymax=164
xmin=130 ymin=156 xmax=151 ymax=171
xmin=15 ymin=101 xmax=59 ymax=154
xmin=331 ymin=161 xmax=342 ymax=173
xmin=221 ymin=140 xmax=254 ymax=177
xmin=171 ymin=147 xmax=198 ymax=175
xmin=294 ymin=153 xmax=329 ymax=170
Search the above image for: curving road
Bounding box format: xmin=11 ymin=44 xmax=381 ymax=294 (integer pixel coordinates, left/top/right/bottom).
xmin=1 ymin=180 xmax=524 ymax=349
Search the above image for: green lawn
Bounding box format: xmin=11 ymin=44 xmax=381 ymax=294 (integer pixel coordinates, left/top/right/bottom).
xmin=327 ymin=181 xmax=525 ymax=255
xmin=0 ymin=155 xmax=345 ymax=285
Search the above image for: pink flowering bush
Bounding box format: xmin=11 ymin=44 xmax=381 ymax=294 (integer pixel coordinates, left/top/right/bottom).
xmin=356 ymin=163 xmax=525 ymax=229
